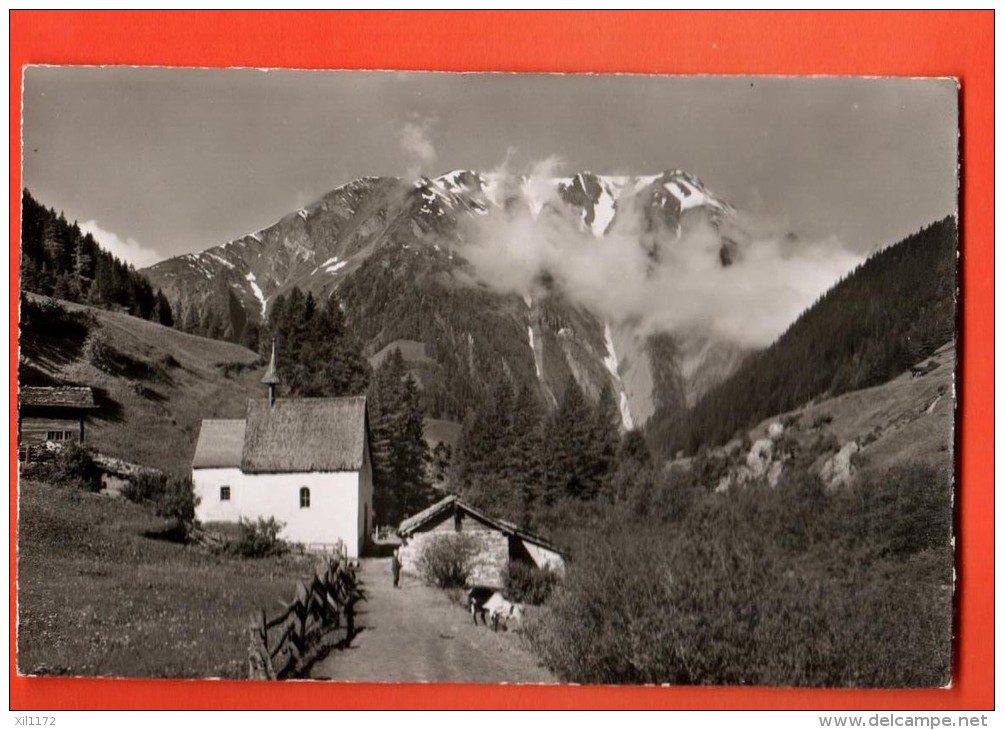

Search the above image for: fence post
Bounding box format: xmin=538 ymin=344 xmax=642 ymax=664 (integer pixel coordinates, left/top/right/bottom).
xmin=260 ymin=607 xmax=268 ymax=654
xmin=253 ymin=558 xmax=353 ymax=680
xmin=345 ymin=574 xmax=355 ymax=639
xmin=296 ymin=582 xmax=308 ymax=652
xmin=248 ymin=613 xmax=274 ymax=680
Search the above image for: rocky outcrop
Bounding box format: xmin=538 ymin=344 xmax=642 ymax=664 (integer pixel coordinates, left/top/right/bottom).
xmin=817 ymin=441 xmax=860 ymax=491
xmin=716 ymin=422 xmax=787 ymax=492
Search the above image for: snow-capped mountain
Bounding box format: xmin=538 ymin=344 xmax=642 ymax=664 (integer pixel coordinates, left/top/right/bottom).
xmin=142 ymin=169 xmax=747 ymax=429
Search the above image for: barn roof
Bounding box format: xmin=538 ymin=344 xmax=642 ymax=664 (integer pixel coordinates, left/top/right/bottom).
xmin=20 ymin=386 xmax=96 ymax=410
xmin=240 ymin=396 xmax=367 ymax=474
xmin=398 ymin=494 xmax=565 ymax=556
xmin=192 ymin=419 xmax=246 ymax=469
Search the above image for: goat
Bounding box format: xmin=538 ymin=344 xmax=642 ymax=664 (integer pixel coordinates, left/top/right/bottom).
xmin=467 ymin=586 xmax=495 ymax=626
xmin=483 ymin=591 xmax=525 ymax=632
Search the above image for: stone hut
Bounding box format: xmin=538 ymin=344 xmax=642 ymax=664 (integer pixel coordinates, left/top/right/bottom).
xmin=397 ymin=495 xmax=565 ymax=588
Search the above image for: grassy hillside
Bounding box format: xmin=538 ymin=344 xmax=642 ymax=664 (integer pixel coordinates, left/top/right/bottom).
xmin=743 ymin=340 xmax=955 ymax=474
xmin=19 ymin=295 xmax=264 ymax=474
xmin=17 ymin=479 xmax=315 ymax=678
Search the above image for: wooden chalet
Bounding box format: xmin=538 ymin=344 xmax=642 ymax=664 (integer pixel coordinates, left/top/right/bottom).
xmin=18 ymin=386 xmax=97 ymax=457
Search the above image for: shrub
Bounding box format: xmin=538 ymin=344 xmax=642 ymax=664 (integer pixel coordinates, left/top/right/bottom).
xmin=85 ymin=332 xmax=119 ymax=372
xmin=503 ymin=561 xmax=560 ymax=605
xmin=526 ymin=462 xmax=952 ymax=687
xmin=840 ymin=463 xmax=953 ymax=560
xmin=416 ymin=533 xmax=480 ymax=589
xmin=228 ymin=516 xmax=287 ymax=559
xmin=122 ymin=472 xmax=199 ymax=535
xmin=122 ymin=472 xmax=166 ymax=503
xmin=528 ymin=519 xmax=951 ymax=687
xmin=85 ymin=333 xmax=157 ymax=379
xmin=26 ymin=443 xmax=102 ymax=492
xmin=215 ymin=360 xmax=260 ymax=378
xmin=19 ymin=296 xmax=92 ymax=340
xmin=152 ymin=475 xmax=198 ymax=525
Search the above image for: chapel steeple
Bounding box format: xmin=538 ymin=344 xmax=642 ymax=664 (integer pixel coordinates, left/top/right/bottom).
xmin=262 ymin=339 xmax=280 ymax=406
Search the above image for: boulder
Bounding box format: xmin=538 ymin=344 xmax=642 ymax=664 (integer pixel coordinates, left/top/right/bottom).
xmin=819 ymin=441 xmax=860 ymax=491
xmin=746 ymin=438 xmax=774 ymax=477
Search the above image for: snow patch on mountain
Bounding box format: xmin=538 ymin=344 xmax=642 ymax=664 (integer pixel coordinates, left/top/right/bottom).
xmin=602 ymin=322 xmax=635 ymax=430
xmin=434 ymin=170 xmax=470 ymax=193
xmin=312 ymin=254 xmax=347 ymax=276
xmin=591 ymin=183 xmax=617 ymax=237
xmin=614 ymin=393 xmax=630 ymax=433
xmin=528 ymin=324 xmax=544 ymax=380
xmin=246 ymin=272 xmax=267 ymax=317
xmin=665 ymin=179 xmax=713 ymax=212
xmin=206 ymin=253 xmax=235 ymax=270
xmin=629 ymin=174 xmax=660 ymax=195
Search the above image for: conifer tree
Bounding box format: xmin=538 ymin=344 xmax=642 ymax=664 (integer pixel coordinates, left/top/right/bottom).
xmin=504 ymin=384 xmax=546 ymax=519
xmin=541 ymin=376 xmax=597 ymax=503
xmin=153 ymin=290 xmax=174 ymax=327
xmin=20 ymin=189 xmax=169 ymax=325
xmin=368 ymin=348 xmax=433 ymax=526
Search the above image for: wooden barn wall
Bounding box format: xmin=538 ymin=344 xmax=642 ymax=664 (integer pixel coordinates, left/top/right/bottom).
xmin=20 ymin=417 xmax=82 ymax=445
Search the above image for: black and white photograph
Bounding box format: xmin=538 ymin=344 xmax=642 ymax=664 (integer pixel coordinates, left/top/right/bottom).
xmin=16 ymin=68 xmax=958 ymax=687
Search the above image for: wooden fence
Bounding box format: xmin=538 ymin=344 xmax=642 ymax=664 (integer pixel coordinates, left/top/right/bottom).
xmin=248 ymin=557 xmax=366 ymax=680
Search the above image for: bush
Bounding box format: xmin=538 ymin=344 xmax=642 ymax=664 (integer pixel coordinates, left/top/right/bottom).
xmin=85 ymin=333 xmax=157 ymax=379
xmin=19 ymin=296 xmax=92 ymax=340
xmin=525 ymin=462 xmax=953 ymax=687
xmin=152 ymin=475 xmax=198 ymax=524
xmin=503 ymin=561 xmax=560 ymax=605
xmin=416 ymin=533 xmax=480 ymax=589
xmin=839 ymin=463 xmax=953 ymax=560
xmin=228 ymin=516 xmax=287 ymax=559
xmin=121 ymin=472 xmax=166 ymax=503
xmin=26 ymin=443 xmax=102 ymax=492
xmin=122 ymin=472 xmax=199 ymax=534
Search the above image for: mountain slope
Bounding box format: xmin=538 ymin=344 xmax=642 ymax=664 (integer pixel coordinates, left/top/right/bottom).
xmin=144 ymin=169 xmax=746 ymax=426
xmin=648 ymin=216 xmax=958 ymax=458
xmin=19 ymin=294 xmax=264 ymax=474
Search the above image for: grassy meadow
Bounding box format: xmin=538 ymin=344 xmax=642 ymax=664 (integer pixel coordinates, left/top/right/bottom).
xmin=16 ymin=479 xmax=318 ymax=679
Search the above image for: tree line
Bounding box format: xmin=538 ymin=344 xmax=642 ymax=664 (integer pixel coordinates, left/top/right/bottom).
xmin=20 ymin=189 xmax=174 ymax=325
xmin=453 ymin=376 xmax=623 ymax=529
xmin=259 ymin=286 xmax=434 ymax=527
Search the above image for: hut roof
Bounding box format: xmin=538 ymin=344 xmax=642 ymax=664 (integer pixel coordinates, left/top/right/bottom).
xmin=397 ymin=494 xmax=461 ymax=535
xmin=20 ymin=386 xmax=96 ymax=410
xmin=240 ymin=396 xmax=367 ymax=474
xmin=192 ymin=419 xmax=247 ymax=469
xmin=398 ymin=494 xmax=565 ymax=556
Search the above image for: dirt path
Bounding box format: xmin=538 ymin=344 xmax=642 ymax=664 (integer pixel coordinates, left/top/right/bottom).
xmin=308 ymin=558 xmax=556 ymax=684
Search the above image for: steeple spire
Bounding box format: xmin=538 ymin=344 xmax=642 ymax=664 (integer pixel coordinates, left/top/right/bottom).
xmin=261 ymin=339 xmax=280 ymax=406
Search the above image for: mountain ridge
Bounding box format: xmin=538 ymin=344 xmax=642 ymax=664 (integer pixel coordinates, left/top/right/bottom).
xmin=142 ymin=168 xmax=747 ymax=428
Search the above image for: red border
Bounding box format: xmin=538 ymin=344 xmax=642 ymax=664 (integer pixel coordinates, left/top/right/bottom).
xmin=9 ymin=11 xmax=993 ymax=710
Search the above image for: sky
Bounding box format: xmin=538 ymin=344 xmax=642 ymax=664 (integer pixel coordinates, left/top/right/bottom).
xmin=22 ymin=68 xmax=958 ymax=269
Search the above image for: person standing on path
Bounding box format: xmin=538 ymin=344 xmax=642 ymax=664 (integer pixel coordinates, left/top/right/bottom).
xmin=391 ymin=548 xmax=401 ymax=588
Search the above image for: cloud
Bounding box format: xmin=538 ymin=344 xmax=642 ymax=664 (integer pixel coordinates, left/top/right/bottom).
xmin=398 ymin=114 xmax=438 ymax=178
xmin=454 ymin=167 xmax=864 ymax=349
xmin=79 ymin=220 xmax=163 ymax=269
